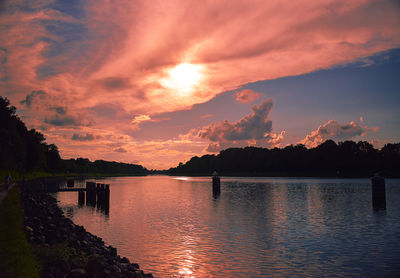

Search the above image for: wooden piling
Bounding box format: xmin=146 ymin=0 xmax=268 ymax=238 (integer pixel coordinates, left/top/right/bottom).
xmin=83 ymin=181 xmax=110 ymax=212
xmin=78 ymin=191 xmax=85 ymax=205
xmin=212 ymin=171 xmax=221 ymax=196
xmin=104 ymin=184 xmax=110 ymax=214
xmin=67 ymin=179 xmax=74 ymax=187
xmin=371 ymin=174 xmax=386 ymax=211
xmin=86 ymin=182 xmax=97 ymax=206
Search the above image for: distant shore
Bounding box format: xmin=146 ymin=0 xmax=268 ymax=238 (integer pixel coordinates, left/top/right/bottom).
xmin=167 ymin=172 xmax=399 ymax=178
xmin=21 ymin=178 xmax=154 ymax=278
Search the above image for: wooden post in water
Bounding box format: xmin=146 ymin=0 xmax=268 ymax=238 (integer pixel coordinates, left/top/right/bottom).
xmin=104 ymin=184 xmax=110 ymax=214
xmin=212 ymin=171 xmax=221 ymax=196
xmin=95 ymin=183 xmax=101 ymax=208
xmin=86 ymin=182 xmax=96 ymax=206
xmin=67 ymin=179 xmax=74 ymax=187
xmin=78 ymin=191 xmax=85 ymax=206
xmin=371 ymin=173 xmax=386 ymax=211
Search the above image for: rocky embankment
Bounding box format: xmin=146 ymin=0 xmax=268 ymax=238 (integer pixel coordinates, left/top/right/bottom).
xmin=21 ymin=181 xmax=153 ymax=278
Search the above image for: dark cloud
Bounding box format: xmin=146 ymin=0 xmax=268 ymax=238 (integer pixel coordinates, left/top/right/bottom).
xmin=0 ymin=48 xmax=7 ymax=81
xmin=71 ymin=133 xmax=96 ymax=141
xmin=44 ymin=114 xmax=80 ymax=126
xmin=199 ymin=99 xmax=273 ymax=142
xmin=20 ymin=90 xmax=46 ymax=107
xmin=114 ymin=147 xmax=127 ymax=153
xmin=98 ymin=77 xmax=132 ymax=91
xmin=87 ymin=103 xmax=131 ymax=119
xmin=49 ymin=106 xmax=67 ymax=115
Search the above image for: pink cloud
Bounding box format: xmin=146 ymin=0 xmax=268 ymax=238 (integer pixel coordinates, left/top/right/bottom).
xmin=299 ymin=120 xmax=379 ymax=148
xmin=3 ymin=0 xmax=400 ymax=116
xmin=370 ymin=139 xmax=388 ymax=149
xmin=266 ymin=131 xmax=286 ymax=148
xmin=1 ymin=0 xmax=399 ymax=168
xmin=234 ymin=89 xmax=262 ymax=103
xmin=199 ymin=100 xmax=273 ymax=141
xmin=198 ymin=99 xmax=285 ymax=152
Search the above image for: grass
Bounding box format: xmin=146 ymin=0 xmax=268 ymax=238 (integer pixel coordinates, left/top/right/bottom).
xmin=0 ymin=185 xmax=40 ymax=278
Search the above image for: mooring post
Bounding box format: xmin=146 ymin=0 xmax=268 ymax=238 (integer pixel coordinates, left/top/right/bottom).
xmin=371 ymin=173 xmax=386 ymax=211
xmin=105 ymin=184 xmax=110 ymax=203
xmin=67 ymin=179 xmax=74 ymax=187
xmin=78 ymin=190 xmax=85 ymax=206
xmin=86 ymin=182 xmax=96 ymax=206
xmin=212 ymin=171 xmax=221 ymax=196
xmin=104 ymin=184 xmax=110 ymax=214
xmin=94 ymin=184 xmax=101 ymax=209
xmin=99 ymin=184 xmax=105 ymax=206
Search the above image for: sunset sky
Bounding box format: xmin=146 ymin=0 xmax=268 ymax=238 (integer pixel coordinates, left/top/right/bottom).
xmin=1 ymin=0 xmax=400 ymax=169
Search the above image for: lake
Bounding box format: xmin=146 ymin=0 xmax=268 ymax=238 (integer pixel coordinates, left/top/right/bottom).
xmin=56 ymin=176 xmax=400 ymax=277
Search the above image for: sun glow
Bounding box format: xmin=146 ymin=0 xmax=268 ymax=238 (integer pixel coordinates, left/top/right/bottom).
xmin=161 ymin=63 xmax=204 ymax=95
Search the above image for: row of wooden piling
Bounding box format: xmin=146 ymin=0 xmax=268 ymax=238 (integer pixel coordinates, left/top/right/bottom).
xmin=77 ymin=182 xmax=110 ymax=213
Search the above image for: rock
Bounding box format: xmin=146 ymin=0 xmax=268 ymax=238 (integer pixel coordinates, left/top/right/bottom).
xmin=109 ymin=247 xmax=117 ymax=256
xmin=86 ymin=256 xmax=106 ymax=277
xmin=111 ymin=265 xmax=122 ymax=273
xmin=131 ymin=263 xmax=140 ymax=269
xmin=69 ymin=256 xmax=86 ymax=269
xmin=21 ymin=179 xmax=154 ymax=278
xmin=121 ymin=257 xmax=130 ymax=264
xmin=44 ymin=259 xmax=70 ymax=278
xmin=67 ymin=268 xmax=87 ymax=278
xmin=120 ymin=263 xmax=131 ymax=270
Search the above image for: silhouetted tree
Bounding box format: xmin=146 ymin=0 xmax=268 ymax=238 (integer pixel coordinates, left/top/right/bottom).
xmin=169 ymin=139 xmax=400 ymax=177
xmin=0 ymin=96 xmax=147 ymax=175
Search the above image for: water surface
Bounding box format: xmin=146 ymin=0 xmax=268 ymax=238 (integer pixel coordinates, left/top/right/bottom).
xmin=56 ymin=176 xmax=400 ymax=277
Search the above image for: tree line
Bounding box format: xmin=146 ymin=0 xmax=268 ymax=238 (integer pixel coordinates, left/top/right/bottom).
xmin=169 ymin=140 xmax=400 ymax=177
xmin=0 ymin=96 xmax=147 ymax=175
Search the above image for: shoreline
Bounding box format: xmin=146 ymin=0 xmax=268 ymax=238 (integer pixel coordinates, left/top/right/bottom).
xmin=21 ymin=179 xmax=154 ymax=278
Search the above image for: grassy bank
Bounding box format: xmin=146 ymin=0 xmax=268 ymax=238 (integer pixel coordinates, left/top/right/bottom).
xmin=0 ymin=185 xmax=40 ymax=278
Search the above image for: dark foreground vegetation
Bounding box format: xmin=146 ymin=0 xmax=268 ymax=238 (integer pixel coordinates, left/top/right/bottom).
xmin=0 ymin=185 xmax=40 ymax=278
xmin=170 ymin=140 xmax=400 ymax=177
xmin=0 ymin=96 xmax=147 ymax=177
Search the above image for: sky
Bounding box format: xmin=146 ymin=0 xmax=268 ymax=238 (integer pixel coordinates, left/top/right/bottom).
xmin=1 ymin=0 xmax=400 ymax=169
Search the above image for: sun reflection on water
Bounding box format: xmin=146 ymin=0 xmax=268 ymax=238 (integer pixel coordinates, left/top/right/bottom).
xmin=178 ymin=267 xmax=193 ymax=278
xmin=176 ymin=244 xmax=196 ymax=277
xmin=174 ymin=177 xmax=191 ymax=181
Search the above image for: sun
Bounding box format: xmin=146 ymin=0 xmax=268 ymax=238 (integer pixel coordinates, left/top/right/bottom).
xmin=161 ymin=63 xmax=203 ymax=95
